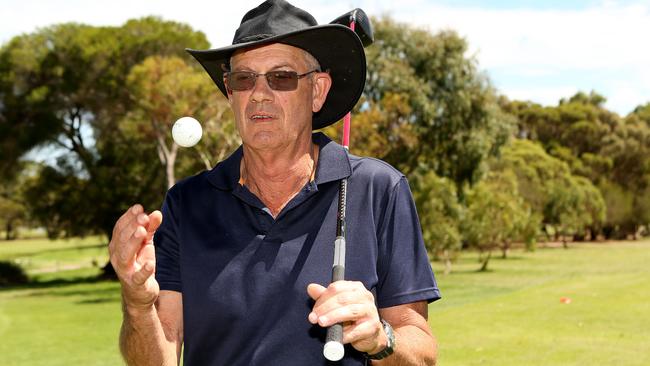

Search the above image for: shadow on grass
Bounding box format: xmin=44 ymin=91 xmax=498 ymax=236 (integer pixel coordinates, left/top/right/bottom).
xmin=3 ymin=243 xmax=107 ymax=259
xmin=77 ymin=297 xmax=119 ymax=304
xmin=1 ymin=275 xmax=122 ymax=306
xmin=1 ymin=275 xmax=108 ymax=290
xmin=437 ymin=267 xmax=497 ymax=275
xmin=494 ymin=255 xmax=527 ymax=261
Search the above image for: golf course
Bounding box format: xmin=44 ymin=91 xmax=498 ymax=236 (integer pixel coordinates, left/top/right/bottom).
xmin=1 ymin=237 xmax=648 ymax=365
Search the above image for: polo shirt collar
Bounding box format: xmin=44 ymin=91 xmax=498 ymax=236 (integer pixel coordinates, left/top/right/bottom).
xmin=206 ymin=132 xmax=351 ymax=190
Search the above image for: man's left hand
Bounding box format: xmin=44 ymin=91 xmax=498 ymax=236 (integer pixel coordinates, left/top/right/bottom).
xmin=307 ymin=282 xmax=387 ymax=355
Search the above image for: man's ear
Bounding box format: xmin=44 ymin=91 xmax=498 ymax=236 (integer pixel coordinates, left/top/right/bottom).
xmin=311 ymin=72 xmax=332 ymax=113
xmin=223 ymin=77 xmax=234 ymax=100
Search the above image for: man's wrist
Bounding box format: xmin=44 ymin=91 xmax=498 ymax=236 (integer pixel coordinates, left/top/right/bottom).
xmin=367 ymin=319 xmax=396 ymax=360
xmin=122 ymin=296 xmax=157 ymax=318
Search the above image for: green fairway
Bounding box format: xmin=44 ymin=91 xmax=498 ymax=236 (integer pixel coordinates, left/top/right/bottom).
xmin=429 ymin=241 xmax=650 ymax=366
xmin=1 ymin=237 xmax=649 ymax=365
xmin=0 ymin=237 xmax=123 ymax=366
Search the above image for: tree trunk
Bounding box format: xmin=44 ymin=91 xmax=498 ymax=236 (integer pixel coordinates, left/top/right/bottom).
xmin=198 ymin=149 xmax=212 ymax=170
xmin=479 ymin=250 xmax=492 ymax=272
xmin=501 ymin=241 xmax=510 ymax=259
xmin=443 ymin=249 xmax=452 ymax=275
xmin=5 ymin=219 xmax=15 ymax=240
xmin=154 ymin=122 xmax=179 ymax=189
xmin=165 ymin=148 xmax=177 ymax=189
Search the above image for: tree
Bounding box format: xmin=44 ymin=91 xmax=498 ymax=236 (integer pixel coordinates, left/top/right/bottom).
xmin=1 ymin=18 xmax=211 ymax=239
xmin=325 ymin=17 xmax=514 ymax=191
xmin=629 ymin=102 xmax=650 ymax=126
xmin=461 ymin=170 xmax=538 ymax=271
xmin=410 ymin=169 xmax=462 ymax=274
xmin=491 ymin=139 xmax=605 ymax=244
xmin=125 ymin=55 xmax=238 ymax=189
xmin=0 ymin=162 xmax=34 ymax=240
xmin=0 ymin=189 xmax=26 ymax=240
xmin=501 ymin=92 xmax=650 ymax=239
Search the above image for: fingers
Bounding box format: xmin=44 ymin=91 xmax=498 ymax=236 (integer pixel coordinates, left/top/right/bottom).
xmin=147 ymin=210 xmax=163 ymax=235
xmin=341 ymin=319 xmax=383 ymax=345
xmin=132 ymin=258 xmax=155 ymax=286
xmin=308 ymin=281 xmax=383 ymax=353
xmin=143 ymin=210 xmax=163 ymax=243
xmin=109 ymin=205 xmax=162 ymax=275
xmin=136 ymin=241 xmax=156 ymax=268
xmin=309 ymin=281 xmax=376 ymax=326
xmin=307 ymin=283 xmax=327 ymax=300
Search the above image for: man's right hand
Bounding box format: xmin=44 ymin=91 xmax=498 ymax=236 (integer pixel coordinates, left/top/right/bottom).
xmin=109 ymin=204 xmax=163 ymax=313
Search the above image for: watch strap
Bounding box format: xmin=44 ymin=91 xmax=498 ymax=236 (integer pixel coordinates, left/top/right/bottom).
xmin=367 ymin=319 xmax=395 ymax=360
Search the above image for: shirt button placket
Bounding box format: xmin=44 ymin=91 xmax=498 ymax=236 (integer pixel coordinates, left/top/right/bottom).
xmin=258 ymin=208 xmax=273 ymax=235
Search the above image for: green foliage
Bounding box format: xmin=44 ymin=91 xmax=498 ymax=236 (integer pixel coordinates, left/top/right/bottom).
xmin=0 ymin=18 xmax=210 ymax=238
xmin=503 ymin=92 xmax=650 ymax=238
xmin=411 ymin=169 xmax=462 ymax=272
xmin=125 ymin=55 xmax=239 ymax=188
xmin=629 ymin=102 xmax=650 ymax=125
xmin=0 ymin=260 xmax=28 ymax=286
xmin=326 ymin=17 xmax=514 ymax=189
xmin=490 ymin=139 xmax=605 ymax=242
xmin=461 ymin=170 xmax=538 ymax=270
xmin=0 ymin=189 xmax=27 ymax=240
xmin=598 ymin=180 xmax=636 ymax=238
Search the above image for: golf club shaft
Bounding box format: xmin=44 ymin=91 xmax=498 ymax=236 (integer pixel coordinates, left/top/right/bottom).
xmin=341 ymin=18 xmax=354 ymax=149
xmin=323 ymin=177 xmax=347 ymax=360
xmin=323 ymin=16 xmax=356 ymax=363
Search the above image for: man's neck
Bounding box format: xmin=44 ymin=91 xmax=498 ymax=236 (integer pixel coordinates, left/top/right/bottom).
xmin=240 ymin=136 xmax=318 ymax=217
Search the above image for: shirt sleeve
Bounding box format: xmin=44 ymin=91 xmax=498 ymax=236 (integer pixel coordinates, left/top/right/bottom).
xmin=153 ymin=189 xmax=182 ymax=292
xmin=375 ymin=176 xmax=441 ymax=308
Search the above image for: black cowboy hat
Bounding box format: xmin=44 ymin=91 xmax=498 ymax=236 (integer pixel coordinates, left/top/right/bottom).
xmin=186 ymin=0 xmax=366 ymax=130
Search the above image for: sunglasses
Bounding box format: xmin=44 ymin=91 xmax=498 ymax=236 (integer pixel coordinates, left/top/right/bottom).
xmin=224 ymin=70 xmax=320 ymax=92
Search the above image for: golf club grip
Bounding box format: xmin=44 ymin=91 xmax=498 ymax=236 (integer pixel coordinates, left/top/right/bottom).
xmin=325 ymin=262 xmax=345 ymax=350
xmin=325 ymin=323 xmax=344 ymax=349
xmin=324 ymin=322 xmax=344 ymax=361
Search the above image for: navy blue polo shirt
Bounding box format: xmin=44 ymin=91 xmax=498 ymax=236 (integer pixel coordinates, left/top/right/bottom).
xmin=154 ymin=132 xmax=440 ymax=365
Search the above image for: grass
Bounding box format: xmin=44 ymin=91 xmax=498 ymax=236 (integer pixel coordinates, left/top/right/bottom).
xmin=0 ymin=237 xmax=123 ymax=366
xmin=429 ymin=241 xmax=650 ymax=365
xmin=1 ymin=237 xmax=649 ymax=365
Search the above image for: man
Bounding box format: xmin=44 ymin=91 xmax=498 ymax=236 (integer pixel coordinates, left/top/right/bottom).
xmin=108 ymin=0 xmax=440 ymax=365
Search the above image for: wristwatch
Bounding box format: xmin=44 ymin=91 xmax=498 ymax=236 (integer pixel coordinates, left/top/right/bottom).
xmin=366 ymin=319 xmax=396 ymax=360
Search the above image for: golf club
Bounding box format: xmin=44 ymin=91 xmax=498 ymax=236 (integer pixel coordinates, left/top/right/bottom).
xmin=330 ymin=8 xmax=374 ymax=48
xmin=322 ymin=8 xmax=374 ymax=363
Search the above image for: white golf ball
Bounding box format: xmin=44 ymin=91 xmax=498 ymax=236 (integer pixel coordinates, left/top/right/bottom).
xmin=172 ymin=116 xmax=202 ymax=147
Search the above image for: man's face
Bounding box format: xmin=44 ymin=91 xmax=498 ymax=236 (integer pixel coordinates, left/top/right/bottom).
xmin=226 ymin=43 xmax=331 ymax=151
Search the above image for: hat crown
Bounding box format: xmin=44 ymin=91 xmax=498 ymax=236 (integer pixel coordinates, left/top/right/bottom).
xmin=233 ymin=0 xmax=318 ymax=44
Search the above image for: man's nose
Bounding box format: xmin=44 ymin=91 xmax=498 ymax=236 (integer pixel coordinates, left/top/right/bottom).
xmin=249 ymin=74 xmax=274 ymax=103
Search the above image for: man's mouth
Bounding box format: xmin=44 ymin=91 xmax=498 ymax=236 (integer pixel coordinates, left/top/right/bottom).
xmin=250 ymin=113 xmax=274 ymax=122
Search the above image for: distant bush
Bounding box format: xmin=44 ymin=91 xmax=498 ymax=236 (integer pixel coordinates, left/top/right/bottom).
xmin=0 ymin=261 xmax=29 ymax=286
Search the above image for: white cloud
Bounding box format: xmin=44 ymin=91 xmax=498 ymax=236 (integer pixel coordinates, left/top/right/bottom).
xmin=389 ymin=1 xmax=650 ymax=114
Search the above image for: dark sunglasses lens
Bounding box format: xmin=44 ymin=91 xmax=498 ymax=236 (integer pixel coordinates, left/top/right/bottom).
xmin=227 ymin=71 xmax=301 ymax=91
xmin=267 ymin=71 xmax=299 ymax=91
xmin=228 ymin=72 xmax=256 ymax=91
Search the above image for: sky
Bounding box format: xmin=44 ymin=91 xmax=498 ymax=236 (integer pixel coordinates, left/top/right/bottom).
xmin=2 ymin=0 xmax=649 ymax=116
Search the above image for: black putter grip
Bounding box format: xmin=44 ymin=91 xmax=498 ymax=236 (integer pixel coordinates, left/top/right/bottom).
xmin=325 ymin=322 xmax=344 ymax=345
xmin=324 ymin=264 xmax=345 ymax=361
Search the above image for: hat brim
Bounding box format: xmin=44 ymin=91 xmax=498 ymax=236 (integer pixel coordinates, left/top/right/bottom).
xmin=186 ymin=24 xmax=366 ymax=130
